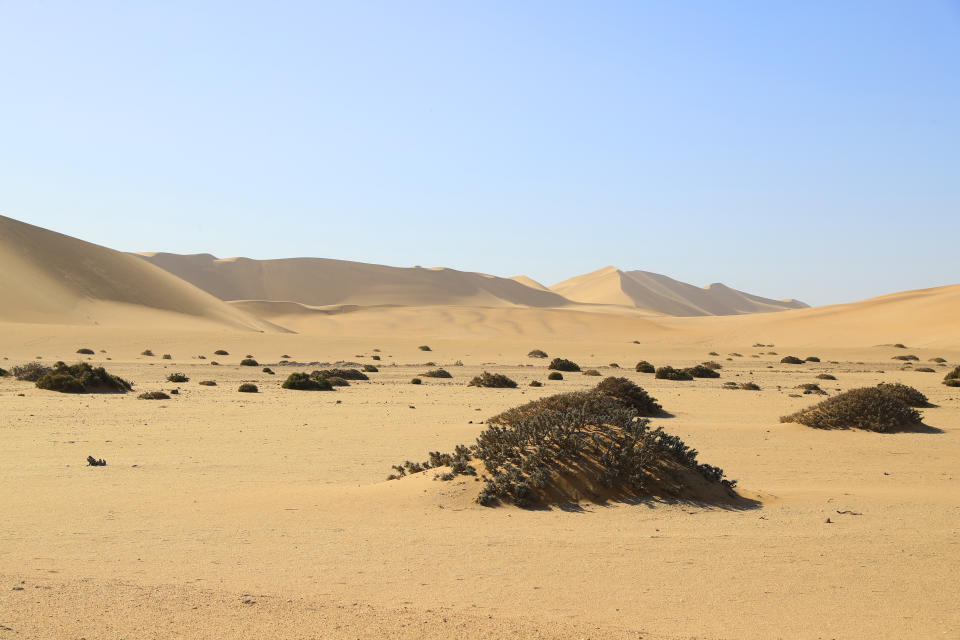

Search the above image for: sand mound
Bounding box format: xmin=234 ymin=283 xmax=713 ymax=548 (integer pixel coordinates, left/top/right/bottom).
xmin=136 ymin=253 xmax=572 ymax=308
xmin=551 ymin=266 xmax=808 ymax=316
xmin=0 ymin=215 xmax=279 ymax=330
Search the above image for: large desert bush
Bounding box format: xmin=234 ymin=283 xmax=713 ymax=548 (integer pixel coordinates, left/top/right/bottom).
xmin=313 ymin=368 xmax=369 ymax=381
xmin=780 ymin=356 xmax=804 ymax=365
xmin=780 ymin=387 xmax=922 ymax=432
xmin=635 ymin=361 xmax=655 ymax=374
xmin=468 ymin=372 xmax=518 ymax=388
xmin=12 ymin=362 xmax=51 ymax=382
xmin=592 ymin=376 xmax=662 ymax=416
xmin=876 ymin=382 xmax=928 ymax=407
xmin=240 ymin=358 xmax=259 ymax=366
xmin=683 ymin=364 xmax=720 ymax=379
xmin=528 ymin=349 xmax=548 ymax=359
xmin=422 ymin=368 xmax=452 ymax=379
xmin=548 ymin=358 xmax=580 ymax=372
xmin=655 ymin=366 xmax=692 ymax=381
xmin=36 ymin=362 xmax=132 ymax=394
xmin=943 ymin=366 xmax=960 ymax=386
xmin=282 ymin=372 xmax=333 ymax=391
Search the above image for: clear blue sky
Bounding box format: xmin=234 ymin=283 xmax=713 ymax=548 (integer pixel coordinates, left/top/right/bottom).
xmin=1 ymin=1 xmax=958 ymax=306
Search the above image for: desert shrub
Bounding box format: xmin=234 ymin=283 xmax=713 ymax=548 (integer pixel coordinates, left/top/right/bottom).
xmin=12 ymin=362 xmax=51 ymax=381
xmin=198 ymin=380 xmax=216 ymax=386
xmin=262 ymin=367 xmax=275 ymax=375
xmin=701 ymin=361 xmax=722 ymax=370
xmin=944 ymin=366 xmax=960 ymax=385
xmin=528 ymin=349 xmax=548 ymax=358
xmin=36 ymin=362 xmax=131 ymax=394
xmin=780 ymin=356 xmax=804 ymax=364
xmin=780 ymin=387 xmax=922 ymax=432
xmin=891 ymin=355 xmax=919 ymax=361
xmin=547 ymin=372 xmax=563 ymax=381
xmin=914 ymin=367 xmax=935 ymax=373
xmin=548 ymin=358 xmax=580 ymax=372
xmin=418 ymin=345 xmax=432 ymax=351
xmin=635 ymin=361 xmax=655 ymax=374
xmin=238 ymin=383 xmax=258 ymax=393
xmin=362 ymin=364 xmax=379 ymax=372
xmin=210 ymin=361 xmax=220 ymax=366
xmin=469 ymin=372 xmax=518 ymax=388
xmin=138 ymin=391 xmax=170 ymax=400
xmin=593 ymin=376 xmax=662 ymax=416
xmin=804 ymin=356 xmax=820 ymax=362
xmin=240 ymin=358 xmax=259 ymax=366
xmin=411 ymin=378 xmax=422 ymax=385
xmin=683 ymin=365 xmax=720 ymax=379
xmin=167 ymin=373 xmax=189 ymax=383
xmin=214 ymin=349 xmax=229 ymax=355
xmin=739 ymin=382 xmax=761 ymax=390
xmin=371 ymin=355 xmax=381 ymax=361
xmin=796 ymin=383 xmax=822 ymax=391
xmin=0 ymin=367 xmax=7 ymax=377
xmin=422 ymin=368 xmax=452 ymax=379
xmin=282 ymin=372 xmax=333 ymax=391
xmin=76 ymin=348 xmax=94 ymax=355
xmin=930 ymin=357 xmax=947 ymax=363
xmin=313 ymin=368 xmax=369 ymax=381
xmin=877 ymin=382 xmax=928 ymax=407
xmin=655 ymin=366 xmax=693 ymax=381
xmin=728 ymin=352 xmax=743 ymax=357
xmin=608 ymin=363 xmax=620 ymax=368
xmin=162 ymin=354 xmax=172 ymax=360
xmin=892 ymin=343 xmax=907 ymax=348
xmin=816 ymin=373 xmax=837 ymax=380
xmin=141 ymin=349 xmax=154 ymax=356
xmin=945 ymin=379 xmax=960 ymax=387
xmin=708 ymin=351 xmax=719 ymax=356
xmin=529 ymin=380 xmax=543 ymax=387
xmin=87 ymin=455 xmax=107 ymax=466
xmin=583 ymin=369 xmax=601 ymax=376
xmin=326 ymin=376 xmax=350 ymax=386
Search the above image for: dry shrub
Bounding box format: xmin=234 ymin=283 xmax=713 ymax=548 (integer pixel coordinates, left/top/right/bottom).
xmin=780 ymin=387 xmax=922 ymax=432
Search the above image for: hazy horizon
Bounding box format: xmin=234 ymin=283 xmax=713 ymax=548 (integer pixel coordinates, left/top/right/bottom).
xmin=2 ymin=1 xmax=958 ymax=306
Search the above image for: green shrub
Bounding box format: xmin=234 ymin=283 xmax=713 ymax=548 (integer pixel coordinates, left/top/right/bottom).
xmin=945 ymin=379 xmax=960 ymax=387
xmin=422 ymin=368 xmax=452 ymax=378
xmin=780 ymin=387 xmax=922 ymax=432
xmin=238 ymin=383 xmax=258 ymax=393
xmin=138 ymin=391 xmax=170 ymax=400
xmin=214 ymin=349 xmax=229 ymax=356
xmin=12 ymin=362 xmax=51 ymax=381
xmin=816 ymin=373 xmax=837 ymax=380
xmin=76 ymin=348 xmax=94 ymax=355
xmin=683 ymin=365 xmax=720 ymax=379
xmin=635 ymin=361 xmax=655 ymax=374
xmin=262 ymin=367 xmax=275 ymax=375
xmin=583 ymin=369 xmax=601 ymax=376
xmin=167 ymin=373 xmax=189 ymax=383
xmin=240 ymin=358 xmax=259 ymax=366
xmin=418 ymin=345 xmax=432 ymax=351
xmin=780 ymin=356 xmax=804 ymax=364
xmin=655 ymin=366 xmax=693 ymax=381
xmin=198 ymin=380 xmax=216 ymax=386
xmin=529 ymin=380 xmax=543 ymax=387
xmin=701 ymin=361 xmax=722 ymax=370
xmin=468 ymin=372 xmax=518 ymax=388
xmin=326 ymin=376 xmax=350 ymax=386
xmin=528 ymin=349 xmax=548 ymax=358
xmin=547 ymin=372 xmax=563 ymax=381
xmin=548 ymin=358 xmax=580 ymax=372
xmin=876 ymin=382 xmax=928 ymax=407
xmin=362 ymin=364 xmax=379 ymax=372
xmin=282 ymin=372 xmax=333 ymax=391
xmin=141 ymin=349 xmax=154 ymax=356
xmin=411 ymin=378 xmax=422 ymax=385
xmin=313 ymin=368 xmax=368 ymax=381
xmin=593 ymin=376 xmax=662 ymax=416
xmin=36 ymin=362 xmax=131 ymax=394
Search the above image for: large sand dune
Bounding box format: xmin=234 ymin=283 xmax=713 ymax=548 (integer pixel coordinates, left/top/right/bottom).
xmin=0 ymin=215 xmax=277 ymax=330
xmin=551 ymin=266 xmax=808 ymax=315
xmin=136 ymin=252 xmax=572 ymax=308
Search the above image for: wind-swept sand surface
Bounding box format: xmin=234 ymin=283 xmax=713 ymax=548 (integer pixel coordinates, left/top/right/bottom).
xmin=1 ymin=325 xmax=958 ymax=639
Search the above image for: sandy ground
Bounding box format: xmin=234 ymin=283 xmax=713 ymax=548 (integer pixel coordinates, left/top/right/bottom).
xmin=1 ymin=326 xmax=958 ymax=639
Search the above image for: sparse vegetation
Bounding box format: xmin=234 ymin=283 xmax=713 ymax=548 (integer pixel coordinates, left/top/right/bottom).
xmin=240 ymin=358 xmax=259 ymax=366
xmin=891 ymin=355 xmax=919 ymax=361
xmin=943 ymin=366 xmax=960 ymax=386
xmin=418 ymin=345 xmax=432 ymax=351
xmin=76 ymin=348 xmax=94 ymax=355
xmin=326 ymin=376 xmax=350 ymax=386
xmin=422 ymin=368 xmax=453 ymax=378
xmin=655 ymin=366 xmax=693 ymax=381
xmin=166 ymin=373 xmax=189 ymax=383
xmin=12 ymin=362 xmax=51 ymax=382
xmin=914 ymin=367 xmax=935 ymax=373
xmin=592 ymin=376 xmax=662 ymax=416
xmin=583 ymin=369 xmax=601 ymax=376
xmin=877 ymin=382 xmax=928 ymax=407
xmin=816 ymin=373 xmax=837 ymax=380
xmin=780 ymin=387 xmax=923 ymax=432
xmin=468 ymin=372 xmax=518 ymax=388
xmin=528 ymin=349 xmax=548 ymax=358
xmin=930 ymin=357 xmax=947 ymax=363
xmin=162 ymin=354 xmax=172 ymax=360
xmin=635 ymin=361 xmax=655 ymax=374
xmin=238 ymin=383 xmax=258 ymax=393
xmin=739 ymin=382 xmax=761 ymax=390
xmin=138 ymin=391 xmax=170 ymax=400
xmin=198 ymin=380 xmax=216 ymax=386
xmin=141 ymin=349 xmax=154 ymax=357
xmin=683 ymin=364 xmax=720 ymax=379
xmin=529 ymin=380 xmax=543 ymax=387
xmin=262 ymin=367 xmax=275 ymax=375
xmin=282 ymin=372 xmax=334 ymax=391
xmin=87 ymin=456 xmax=107 ymax=466
xmin=313 ymin=368 xmax=369 ymax=381
xmin=547 ymin=372 xmax=563 ymax=381
xmin=701 ymin=361 xmax=722 ymax=370
xmin=35 ymin=362 xmax=132 ymax=394
xmin=548 ymin=358 xmax=580 ymax=372
xmin=362 ymin=364 xmax=379 ymax=372
xmin=780 ymin=356 xmax=804 ymax=364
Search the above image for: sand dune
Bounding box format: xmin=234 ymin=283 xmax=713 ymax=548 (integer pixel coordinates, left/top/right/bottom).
xmin=0 ymin=215 xmax=277 ymax=330
xmin=551 ymin=266 xmax=808 ymax=316
xmin=136 ymin=253 xmax=572 ymax=308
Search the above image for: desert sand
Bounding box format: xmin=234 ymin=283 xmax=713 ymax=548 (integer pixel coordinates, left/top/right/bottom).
xmin=2 ymin=216 xmax=959 ymax=639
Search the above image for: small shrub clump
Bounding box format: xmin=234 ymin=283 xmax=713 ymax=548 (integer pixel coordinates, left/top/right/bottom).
xmin=262 ymin=367 xmax=275 ymax=375
xmin=943 ymin=365 xmax=960 ymax=387
xmin=76 ymin=348 xmax=94 ymax=355
xmin=930 ymin=357 xmax=947 ymax=363
xmin=583 ymin=369 xmax=601 ymax=377
xmin=547 ymin=372 xmax=563 ymax=381
xmin=138 ymin=391 xmax=170 ymax=400
xmin=592 ymin=376 xmax=662 ymax=416
xmin=162 ymin=354 xmax=172 ymax=360
xmin=635 ymin=361 xmax=655 ymax=374
xmin=362 ymin=364 xmax=379 ymax=372
xmin=411 ymin=377 xmax=422 ymax=385
xmin=548 ymin=358 xmax=581 ymax=372
xmin=739 ymin=382 xmax=761 ymax=390
xmin=914 ymin=367 xmax=935 ymax=373
xmin=804 ymin=356 xmax=820 ymax=362
xmin=780 ymin=356 xmax=804 ymax=364
xmin=780 ymin=387 xmax=922 ymax=432
xmin=529 ymin=380 xmax=543 ymax=387
xmin=12 ymin=362 xmax=51 ymax=381
xmin=198 ymin=380 xmax=216 ymax=386
xmin=816 ymin=373 xmax=837 ymax=380
xmin=422 ymin=368 xmax=452 ymax=379
xmin=877 ymin=382 xmax=928 ymax=407
xmin=683 ymin=365 xmax=720 ymax=379
xmin=891 ymin=354 xmax=919 ymax=361
xmin=87 ymin=456 xmax=107 ymax=466
xmin=240 ymin=358 xmax=259 ymax=366
xmin=418 ymin=345 xmax=432 ymax=352
xmin=528 ymin=349 xmax=548 ymax=359
xmin=655 ymin=366 xmax=693 ymax=381
xmin=469 ymin=372 xmax=518 ymax=388
xmin=326 ymin=376 xmax=350 ymax=386
xmin=282 ymin=372 xmax=334 ymax=391
xmin=141 ymin=349 xmax=154 ymax=357
xmin=36 ymin=362 xmax=132 ymax=394
xmin=314 ymin=368 xmax=369 ymax=381
xmin=166 ymin=373 xmax=189 ymax=383
xmin=238 ymin=383 xmax=258 ymax=393
xmin=214 ymin=349 xmax=229 ymax=356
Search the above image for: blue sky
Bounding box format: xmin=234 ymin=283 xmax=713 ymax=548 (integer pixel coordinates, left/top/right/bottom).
xmin=1 ymin=1 xmax=958 ymax=306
